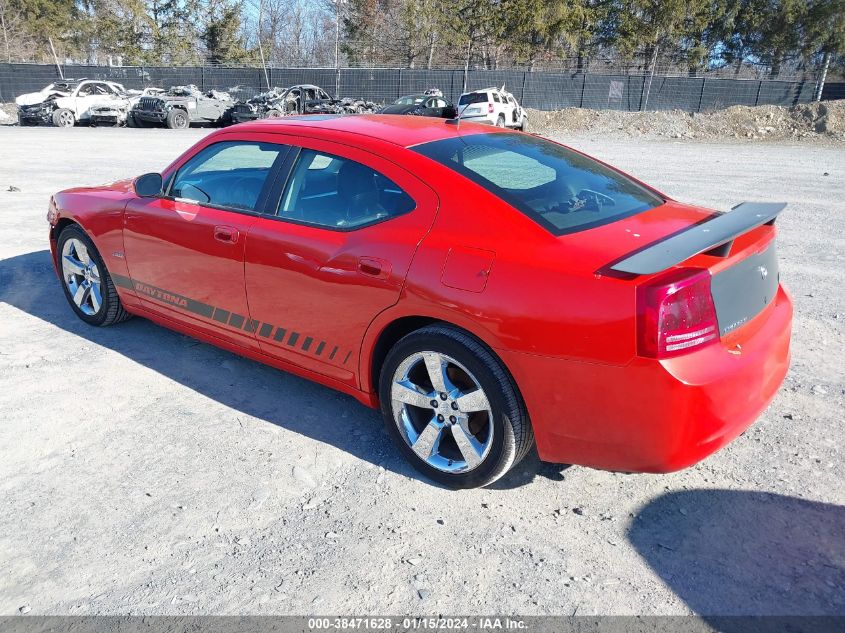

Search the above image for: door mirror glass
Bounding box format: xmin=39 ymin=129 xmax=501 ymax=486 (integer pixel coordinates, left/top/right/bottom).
xmin=135 ymin=172 xmax=163 ymax=198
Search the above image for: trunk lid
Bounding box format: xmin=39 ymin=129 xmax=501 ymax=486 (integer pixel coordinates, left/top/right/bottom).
xmin=561 ymin=199 xmax=784 ymax=343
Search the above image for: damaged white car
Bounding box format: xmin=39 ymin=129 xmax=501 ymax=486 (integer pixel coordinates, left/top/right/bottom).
xmin=16 ymin=79 xmax=128 ymax=127
xmin=457 ymin=85 xmax=528 ymax=130
xmin=88 ymin=88 xmax=165 ymax=127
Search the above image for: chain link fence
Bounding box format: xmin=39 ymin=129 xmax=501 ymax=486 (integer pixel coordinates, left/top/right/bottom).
xmin=0 ymin=62 xmax=835 ymax=112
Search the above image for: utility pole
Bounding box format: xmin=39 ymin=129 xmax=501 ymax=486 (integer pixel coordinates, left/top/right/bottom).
xmin=641 ymin=43 xmax=659 ymax=111
xmin=815 ymin=51 xmax=831 ymax=102
xmin=257 ymin=0 xmax=270 ymax=89
xmin=48 ymin=37 xmax=63 ymax=79
xmin=334 ymin=0 xmax=345 ymax=98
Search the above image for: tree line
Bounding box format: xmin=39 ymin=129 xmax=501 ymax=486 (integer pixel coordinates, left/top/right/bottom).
xmin=0 ymin=0 xmax=842 ymax=79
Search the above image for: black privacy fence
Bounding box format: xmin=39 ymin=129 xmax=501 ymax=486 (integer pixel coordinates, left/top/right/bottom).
xmin=0 ymin=63 xmax=836 ymax=112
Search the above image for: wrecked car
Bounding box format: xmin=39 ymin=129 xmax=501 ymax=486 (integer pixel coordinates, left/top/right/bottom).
xmin=379 ymin=88 xmax=457 ymax=118
xmin=306 ymin=95 xmax=380 ymax=115
xmin=228 ymin=85 xmax=379 ymax=124
xmin=17 ymin=79 xmax=128 ymax=127
xmin=131 ymin=85 xmax=233 ymax=129
xmin=229 ymin=86 xmax=292 ymax=123
xmin=229 ymin=85 xmax=332 ymax=123
xmin=89 ymin=88 xmax=165 ymax=127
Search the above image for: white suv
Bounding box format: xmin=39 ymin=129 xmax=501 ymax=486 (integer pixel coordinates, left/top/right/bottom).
xmin=457 ymin=86 xmax=528 ymax=130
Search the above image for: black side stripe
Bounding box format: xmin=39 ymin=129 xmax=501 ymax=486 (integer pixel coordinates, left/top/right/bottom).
xmin=111 ymin=274 xmax=351 ymax=366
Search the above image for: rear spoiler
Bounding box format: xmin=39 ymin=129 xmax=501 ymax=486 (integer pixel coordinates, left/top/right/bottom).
xmin=610 ymin=202 xmax=787 ymax=275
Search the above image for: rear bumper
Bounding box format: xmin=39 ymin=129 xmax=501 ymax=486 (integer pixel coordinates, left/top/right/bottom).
xmin=501 ymin=284 xmax=793 ymax=472
xmin=458 ymin=114 xmax=494 ymax=125
xmin=91 ymin=114 xmax=123 ymax=124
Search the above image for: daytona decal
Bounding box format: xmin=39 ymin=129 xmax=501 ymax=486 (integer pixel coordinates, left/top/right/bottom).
xmin=111 ymin=274 xmax=350 ymax=365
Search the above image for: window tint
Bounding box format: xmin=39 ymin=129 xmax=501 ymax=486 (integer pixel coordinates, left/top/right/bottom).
xmin=414 ymin=133 xmax=663 ymax=236
xmin=170 ymin=141 xmax=286 ymax=212
xmin=492 ymin=93 xmax=501 ymax=103
xmin=278 ymin=149 xmax=415 ymax=229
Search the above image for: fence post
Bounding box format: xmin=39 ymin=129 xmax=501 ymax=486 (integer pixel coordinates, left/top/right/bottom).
xmin=579 ymin=73 xmax=586 ymax=108
xmin=200 ymin=66 xmax=205 ymax=92
xmin=520 ymin=71 xmax=527 ymax=106
xmin=697 ymin=77 xmax=706 ymax=112
xmin=397 ymin=68 xmax=402 ymax=99
xmin=754 ymin=80 xmax=763 ymax=106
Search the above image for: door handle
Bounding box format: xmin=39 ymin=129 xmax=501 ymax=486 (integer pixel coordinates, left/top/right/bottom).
xmin=358 ymin=257 xmax=391 ymax=279
xmin=214 ymin=225 xmax=239 ymax=244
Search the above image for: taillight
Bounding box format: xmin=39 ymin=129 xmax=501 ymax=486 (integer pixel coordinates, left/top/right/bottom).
xmin=488 ymin=103 xmax=494 ymax=113
xmin=637 ymin=268 xmax=719 ymax=359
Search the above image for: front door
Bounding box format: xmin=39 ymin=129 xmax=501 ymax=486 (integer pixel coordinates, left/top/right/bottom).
xmin=244 ymin=138 xmax=438 ymax=388
xmin=123 ymin=138 xmax=290 ymax=348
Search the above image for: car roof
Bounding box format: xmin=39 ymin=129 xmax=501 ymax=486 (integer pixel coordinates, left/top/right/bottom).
xmin=236 ymin=113 xmax=501 ymax=148
xmin=461 ymin=87 xmax=511 ymax=96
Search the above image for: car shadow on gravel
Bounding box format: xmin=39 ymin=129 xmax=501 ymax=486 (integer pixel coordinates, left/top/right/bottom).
xmin=1 ymin=250 xmax=563 ymax=489
xmin=629 ymin=489 xmax=845 ymax=621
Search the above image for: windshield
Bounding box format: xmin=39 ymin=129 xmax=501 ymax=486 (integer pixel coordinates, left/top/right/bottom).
xmin=395 ymin=95 xmax=425 ymax=105
xmin=458 ymin=93 xmax=488 ymax=106
xmin=413 ymin=133 xmax=663 ymax=235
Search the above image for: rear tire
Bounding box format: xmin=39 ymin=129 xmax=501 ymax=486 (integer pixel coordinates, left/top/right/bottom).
xmin=57 ymin=225 xmax=132 ymax=327
xmin=166 ymin=108 xmax=189 ymax=130
xmin=52 ymin=108 xmax=75 ymax=128
xmin=379 ymin=324 xmax=534 ymax=489
xmin=495 ymin=114 xmax=506 ymax=128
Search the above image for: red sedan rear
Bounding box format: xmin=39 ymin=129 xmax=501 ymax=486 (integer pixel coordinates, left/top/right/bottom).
xmin=47 ymin=115 xmax=791 ymax=488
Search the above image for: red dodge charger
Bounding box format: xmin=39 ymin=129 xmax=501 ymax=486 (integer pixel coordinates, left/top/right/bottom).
xmin=48 ymin=115 xmax=792 ymax=488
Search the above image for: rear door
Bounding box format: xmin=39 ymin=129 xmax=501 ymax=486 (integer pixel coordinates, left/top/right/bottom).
xmin=244 ymin=137 xmax=438 ymax=387
xmin=123 ymin=137 xmax=290 ymax=349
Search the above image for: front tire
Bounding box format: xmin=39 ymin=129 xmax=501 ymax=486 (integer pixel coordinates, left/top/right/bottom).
xmin=57 ymin=225 xmax=131 ymax=327
xmin=166 ymin=108 xmax=189 ymax=129
xmin=379 ymin=325 xmax=533 ymax=488
xmin=52 ymin=108 xmax=75 ymax=128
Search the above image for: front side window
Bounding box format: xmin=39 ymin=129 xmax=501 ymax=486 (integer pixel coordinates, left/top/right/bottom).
xmin=278 ymin=149 xmax=415 ymax=229
xmin=170 ymin=141 xmax=286 ymax=212
xmin=413 ymin=133 xmax=663 ymax=235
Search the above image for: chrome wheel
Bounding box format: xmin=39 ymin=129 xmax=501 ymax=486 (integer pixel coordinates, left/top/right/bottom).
xmin=391 ymin=351 xmax=494 ymax=473
xmin=61 ymin=238 xmax=102 ymax=316
xmin=58 ymin=110 xmax=74 ymax=127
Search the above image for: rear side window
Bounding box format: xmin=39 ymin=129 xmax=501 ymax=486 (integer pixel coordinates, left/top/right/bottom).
xmin=169 ymin=141 xmax=287 ymax=212
xmin=413 ymin=133 xmax=663 ymax=235
xmin=492 ymin=93 xmax=501 ymax=103
xmin=278 ymin=149 xmax=415 ymax=230
xmin=458 ymin=93 xmax=488 ymax=106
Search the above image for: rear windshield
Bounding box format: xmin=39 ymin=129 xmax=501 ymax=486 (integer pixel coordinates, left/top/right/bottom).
xmin=413 ymin=133 xmax=663 ymax=235
xmin=458 ymin=93 xmax=488 ymax=106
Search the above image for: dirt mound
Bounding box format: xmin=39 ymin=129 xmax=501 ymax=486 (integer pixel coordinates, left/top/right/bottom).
xmin=528 ymin=100 xmax=845 ymax=141
xmin=0 ymin=102 xmax=16 ymax=124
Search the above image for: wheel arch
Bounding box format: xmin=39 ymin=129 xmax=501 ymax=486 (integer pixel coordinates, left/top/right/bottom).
xmin=361 ymin=309 xmax=520 ymax=403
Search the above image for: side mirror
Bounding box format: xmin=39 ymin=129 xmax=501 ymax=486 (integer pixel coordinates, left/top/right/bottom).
xmin=135 ymin=172 xmax=163 ymax=198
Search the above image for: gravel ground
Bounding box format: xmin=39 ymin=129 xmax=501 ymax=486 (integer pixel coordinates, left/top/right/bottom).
xmin=0 ymin=126 xmax=842 ymax=617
